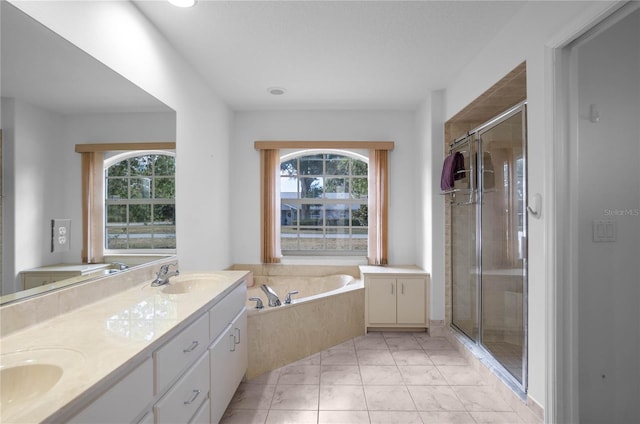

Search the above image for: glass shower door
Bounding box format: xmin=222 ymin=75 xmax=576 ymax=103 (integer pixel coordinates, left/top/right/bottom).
xmin=451 ymin=137 xmax=479 ymax=341
xmin=479 ymin=108 xmax=527 ymax=385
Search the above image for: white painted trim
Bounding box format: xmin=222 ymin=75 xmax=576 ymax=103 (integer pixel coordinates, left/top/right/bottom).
xmin=546 ymin=2 xmax=633 ymax=423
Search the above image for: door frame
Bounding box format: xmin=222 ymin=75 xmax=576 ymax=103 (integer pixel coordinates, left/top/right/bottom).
xmin=546 ymin=1 xmax=633 ymax=422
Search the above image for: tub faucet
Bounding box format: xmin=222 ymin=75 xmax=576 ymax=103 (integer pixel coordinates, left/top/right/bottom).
xmin=260 ymin=284 xmax=281 ymax=307
xmin=151 ymin=263 xmax=179 ymax=287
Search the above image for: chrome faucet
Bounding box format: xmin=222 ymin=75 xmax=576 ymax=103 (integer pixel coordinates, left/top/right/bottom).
xmin=260 ymin=284 xmax=281 ymax=307
xmin=151 ymin=263 xmax=179 ymax=287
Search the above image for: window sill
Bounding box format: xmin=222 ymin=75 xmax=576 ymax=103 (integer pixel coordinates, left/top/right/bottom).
xmin=280 ymin=256 xmax=368 ymax=266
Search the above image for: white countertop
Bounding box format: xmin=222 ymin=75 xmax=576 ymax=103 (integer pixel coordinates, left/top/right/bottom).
xmin=359 ymin=265 xmax=428 ymax=275
xmin=0 ymin=271 xmax=249 ymax=424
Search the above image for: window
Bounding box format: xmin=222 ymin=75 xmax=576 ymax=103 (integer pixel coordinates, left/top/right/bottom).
xmin=280 ymin=151 xmax=368 ymax=255
xmin=104 ymin=152 xmax=176 ymax=252
xmin=255 ymin=141 xmax=392 ymax=265
xmin=76 ymin=142 xmax=176 ymax=263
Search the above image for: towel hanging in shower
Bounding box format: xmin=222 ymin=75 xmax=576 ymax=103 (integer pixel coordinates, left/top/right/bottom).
xmin=440 ymin=152 xmax=465 ymax=191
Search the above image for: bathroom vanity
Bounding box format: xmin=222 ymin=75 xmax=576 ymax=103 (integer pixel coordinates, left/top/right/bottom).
xmin=361 ymin=265 xmax=430 ymax=332
xmin=0 ymin=269 xmax=249 ymax=424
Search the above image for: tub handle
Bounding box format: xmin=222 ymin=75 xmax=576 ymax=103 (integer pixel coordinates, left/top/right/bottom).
xmin=284 ymin=290 xmax=299 ymax=305
xmin=249 ymin=297 xmax=264 ymax=309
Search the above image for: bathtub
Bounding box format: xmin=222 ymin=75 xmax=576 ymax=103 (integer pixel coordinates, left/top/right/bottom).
xmin=246 ymin=274 xmax=357 ymax=309
xmin=230 ymin=265 xmax=365 ymax=379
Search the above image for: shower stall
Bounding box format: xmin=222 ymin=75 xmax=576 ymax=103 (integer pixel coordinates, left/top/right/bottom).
xmin=446 ymin=102 xmax=528 ymax=392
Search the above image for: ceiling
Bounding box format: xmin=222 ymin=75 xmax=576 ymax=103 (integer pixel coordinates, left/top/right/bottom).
xmin=133 ymin=0 xmax=526 ymax=111
xmin=2 ymin=1 xmax=527 ymax=114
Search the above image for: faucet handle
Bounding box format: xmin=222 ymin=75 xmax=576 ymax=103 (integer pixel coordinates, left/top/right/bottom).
xmin=249 ymin=297 xmax=264 ymax=309
xmin=284 ymin=290 xmax=299 ymax=305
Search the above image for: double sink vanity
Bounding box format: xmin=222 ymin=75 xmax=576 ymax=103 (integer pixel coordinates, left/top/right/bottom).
xmin=0 ymin=263 xmax=249 ymax=424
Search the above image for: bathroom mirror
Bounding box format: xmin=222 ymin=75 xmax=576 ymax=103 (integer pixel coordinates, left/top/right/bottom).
xmin=0 ymin=2 xmax=177 ymax=303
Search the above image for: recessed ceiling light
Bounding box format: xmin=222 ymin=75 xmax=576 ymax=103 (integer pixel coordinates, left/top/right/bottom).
xmin=267 ymin=87 xmax=286 ymax=96
xmin=168 ymin=0 xmax=196 ymax=8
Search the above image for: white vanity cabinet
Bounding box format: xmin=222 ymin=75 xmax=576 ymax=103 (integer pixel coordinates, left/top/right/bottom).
xmin=362 ymin=266 xmax=429 ymax=331
xmin=68 ymin=358 xmax=153 ymax=424
xmin=66 ymin=277 xmax=248 ymax=424
xmin=209 ymin=285 xmax=248 ymax=424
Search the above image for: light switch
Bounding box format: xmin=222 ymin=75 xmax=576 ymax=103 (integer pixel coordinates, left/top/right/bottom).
xmin=51 ymin=219 xmax=71 ymax=252
xmin=592 ymin=219 xmax=616 ymax=242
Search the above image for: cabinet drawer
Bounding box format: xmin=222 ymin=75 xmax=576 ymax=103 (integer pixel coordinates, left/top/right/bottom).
xmin=155 ymin=352 xmax=209 ymax=424
xmin=69 ymin=358 xmax=153 ymax=424
xmin=155 ymin=313 xmax=209 ymax=393
xmin=189 ymin=397 xmax=210 ymax=424
xmin=209 ymin=283 xmax=246 ymax=340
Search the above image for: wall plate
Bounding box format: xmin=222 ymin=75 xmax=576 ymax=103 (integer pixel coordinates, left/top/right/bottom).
xmin=51 ymin=219 xmax=71 ymax=252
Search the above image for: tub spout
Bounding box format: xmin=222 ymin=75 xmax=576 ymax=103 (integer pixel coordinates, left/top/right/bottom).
xmin=260 ymin=284 xmax=281 ymax=307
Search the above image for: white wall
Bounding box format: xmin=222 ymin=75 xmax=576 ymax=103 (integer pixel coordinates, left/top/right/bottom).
xmin=1 ymin=99 xmax=66 ymax=293
xmin=415 ymin=91 xmax=445 ymax=321
xmin=576 ymin=8 xmax=639 ymax=423
xmin=0 ymin=100 xmax=175 ymax=294
xmin=441 ymin=0 xmax=617 ymax=408
xmin=10 ymin=0 xmax=233 ymax=271
xmin=230 ymin=110 xmax=417 ymax=266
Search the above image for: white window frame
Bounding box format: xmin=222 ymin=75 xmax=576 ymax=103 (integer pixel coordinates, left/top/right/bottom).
xmin=279 ymin=149 xmax=368 ymax=257
xmin=103 ymin=150 xmax=176 ymax=255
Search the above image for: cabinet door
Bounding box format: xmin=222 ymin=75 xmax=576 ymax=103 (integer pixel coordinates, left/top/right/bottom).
xmin=367 ymin=278 xmax=397 ymax=324
xmin=230 ymin=309 xmax=248 ymax=389
xmin=209 ymin=324 xmax=236 ymax=424
xmin=396 ymin=278 xmax=426 ymax=325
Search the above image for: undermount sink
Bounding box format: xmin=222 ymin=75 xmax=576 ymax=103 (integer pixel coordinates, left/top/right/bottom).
xmin=0 ymin=348 xmax=84 ymax=417
xmin=159 ymin=274 xmax=228 ymax=295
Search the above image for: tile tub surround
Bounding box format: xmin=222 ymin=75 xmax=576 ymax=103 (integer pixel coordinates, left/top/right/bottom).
xmin=0 ymin=270 xmax=249 ymax=423
xmin=220 ymin=332 xmax=542 ymax=424
xmin=247 ymin=285 xmax=365 ymax=379
xmin=0 ymin=257 xmax=177 ymax=336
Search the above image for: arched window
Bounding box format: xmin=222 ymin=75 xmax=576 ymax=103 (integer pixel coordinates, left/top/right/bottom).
xmin=280 ymin=151 xmax=368 ymax=255
xmin=104 ymin=151 xmax=176 ymax=252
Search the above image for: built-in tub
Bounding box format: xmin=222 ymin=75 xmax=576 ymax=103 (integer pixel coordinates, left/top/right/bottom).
xmin=230 ymin=265 xmax=365 ymax=379
xmin=246 ymin=274 xmax=356 ymax=309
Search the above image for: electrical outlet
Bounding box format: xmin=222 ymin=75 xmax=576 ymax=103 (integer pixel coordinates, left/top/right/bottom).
xmin=592 ymin=219 xmax=616 ymax=242
xmin=51 ymin=219 xmax=71 ymax=252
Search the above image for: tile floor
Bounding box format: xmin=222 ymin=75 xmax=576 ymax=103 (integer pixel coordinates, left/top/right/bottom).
xmin=220 ymin=332 xmax=531 ymax=424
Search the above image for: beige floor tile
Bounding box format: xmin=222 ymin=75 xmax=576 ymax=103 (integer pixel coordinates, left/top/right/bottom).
xmin=364 ymin=386 xmax=416 ymax=411
xmin=437 ymin=365 xmax=486 ymax=386
xmin=452 ymin=386 xmax=512 ymax=412
xmin=319 ymin=385 xmax=368 ymax=410
xmin=418 ymin=411 xmax=476 ymax=424
xmin=249 ymin=369 xmax=281 ymax=385
xmin=357 ymin=349 xmax=396 ymax=365
xmin=369 ymin=410 xmax=424 ymax=423
xmin=321 ymin=365 xmax=363 ymax=385
xmin=270 ymin=384 xmax=319 ymax=410
xmin=469 ymin=411 xmax=525 ymax=423
xmin=428 ymin=350 xmax=470 ymax=366
xmin=265 ymin=410 xmax=318 ymax=424
xmin=354 ymin=334 xmax=389 ymax=351
xmin=322 ymin=348 xmax=359 ymax=365
xmin=407 ymin=385 xmax=465 ymax=411
xmin=384 ymin=335 xmax=422 ymax=351
xmin=415 ymin=336 xmax=455 ymax=351
xmin=277 ymin=364 xmax=321 ymax=385
xmin=319 ymin=410 xmax=371 ymax=424
xmin=220 ymin=409 xmax=269 ymax=424
xmin=228 ymin=384 xmax=276 ymax=410
xmin=392 ymin=350 xmax=433 ymax=366
xmin=360 ymin=365 xmax=404 ymax=385
xmin=398 ymin=365 xmax=448 ymax=386
xmin=330 ymin=339 xmax=356 ymax=350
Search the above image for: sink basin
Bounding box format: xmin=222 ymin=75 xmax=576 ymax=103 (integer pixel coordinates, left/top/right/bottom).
xmin=0 ymin=348 xmax=84 ymax=417
xmin=1 ymin=364 xmax=63 ymax=406
xmin=160 ymin=274 xmax=228 ymax=295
